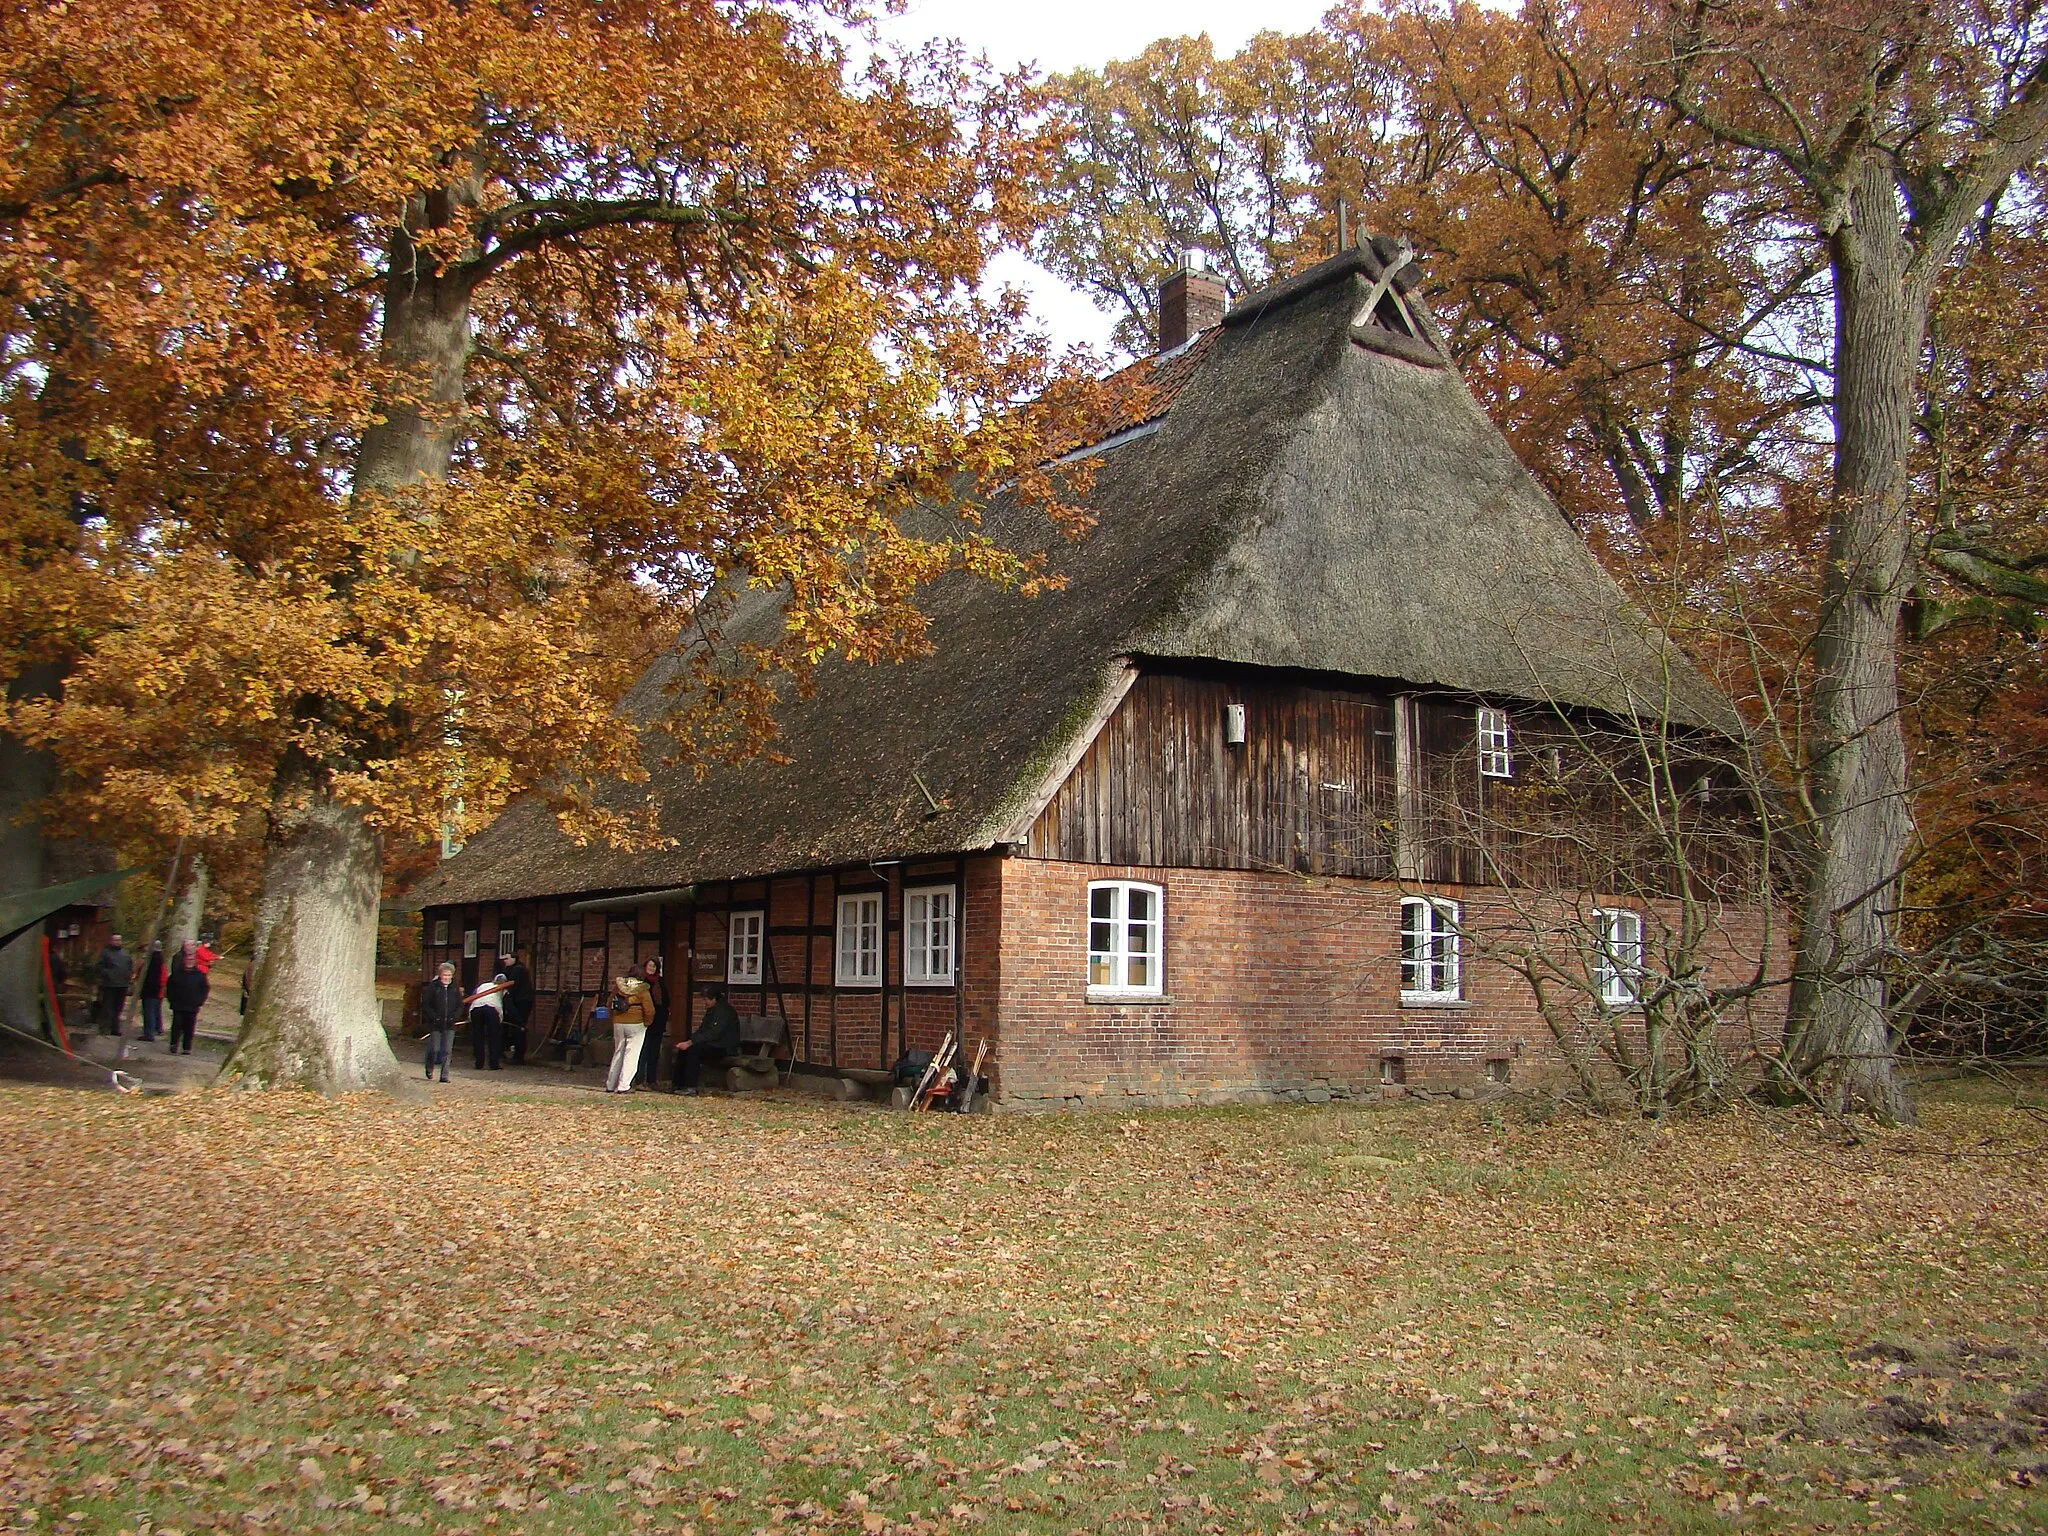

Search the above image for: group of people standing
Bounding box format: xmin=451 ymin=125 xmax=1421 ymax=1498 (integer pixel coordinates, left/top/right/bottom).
xmin=416 ymin=949 xmax=536 ymax=1082
xmin=90 ymin=931 xmax=215 ymax=1051
xmin=414 ymin=948 xmax=741 ymax=1095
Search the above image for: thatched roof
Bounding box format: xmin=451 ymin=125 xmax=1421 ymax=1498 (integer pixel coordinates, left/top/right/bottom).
xmin=414 ymin=247 xmax=1730 ymax=907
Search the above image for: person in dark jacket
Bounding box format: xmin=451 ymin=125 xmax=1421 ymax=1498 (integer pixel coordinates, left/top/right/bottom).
xmin=137 ymin=941 xmax=166 ymax=1042
xmin=164 ymin=941 xmax=209 ymax=1054
xmin=94 ymin=935 xmax=135 ymax=1035
xmin=418 ymin=962 xmax=463 ymax=1082
xmin=675 ymin=984 xmax=740 ymax=1093
xmin=635 ymin=958 xmax=670 ymax=1088
xmin=501 ymin=950 xmax=535 ymax=1065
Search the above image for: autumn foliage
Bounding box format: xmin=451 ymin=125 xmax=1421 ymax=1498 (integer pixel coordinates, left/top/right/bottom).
xmin=2 ymin=1083 xmax=2044 ymax=1529
xmin=0 ymin=1 xmax=1085 ymax=1084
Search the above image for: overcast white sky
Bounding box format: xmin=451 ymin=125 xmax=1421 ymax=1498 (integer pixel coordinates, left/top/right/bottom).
xmin=870 ymin=0 xmax=1339 ymax=357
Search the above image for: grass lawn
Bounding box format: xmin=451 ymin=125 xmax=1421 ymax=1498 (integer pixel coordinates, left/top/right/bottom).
xmin=0 ymin=1079 xmax=2043 ymax=1536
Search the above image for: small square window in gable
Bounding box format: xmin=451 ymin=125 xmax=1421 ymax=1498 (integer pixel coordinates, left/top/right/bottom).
xmin=1477 ymin=707 xmax=1512 ymax=778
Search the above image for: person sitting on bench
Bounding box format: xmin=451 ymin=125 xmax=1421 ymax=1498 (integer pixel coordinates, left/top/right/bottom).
xmin=675 ymin=984 xmax=740 ymax=1093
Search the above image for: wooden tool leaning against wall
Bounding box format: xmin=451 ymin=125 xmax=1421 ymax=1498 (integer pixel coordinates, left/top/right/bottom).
xmin=955 ymin=1039 xmax=990 ymax=1114
xmin=907 ymin=1031 xmax=952 ymax=1110
xmin=913 ymin=1033 xmax=958 ymax=1111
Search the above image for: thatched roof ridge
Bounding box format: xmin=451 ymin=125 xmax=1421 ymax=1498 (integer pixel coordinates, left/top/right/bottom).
xmin=412 ymin=257 xmax=1730 ymax=907
xmin=1225 ymin=247 xmax=1389 ymax=331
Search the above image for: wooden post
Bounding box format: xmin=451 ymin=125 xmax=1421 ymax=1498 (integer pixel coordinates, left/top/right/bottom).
xmin=952 ymin=854 xmax=966 ymax=1042
xmin=803 ymin=871 xmax=817 ymax=1066
xmin=762 ymin=874 xmax=792 ymax=1045
xmin=878 ymin=867 xmax=894 ymax=1072
xmin=1394 ymin=692 xmax=1421 ymax=881
xmin=827 ymin=870 xmax=839 ymax=1069
xmin=681 ymin=902 xmax=695 ymax=1053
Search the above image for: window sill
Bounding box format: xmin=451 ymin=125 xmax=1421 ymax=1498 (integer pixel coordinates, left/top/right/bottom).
xmin=1399 ymin=994 xmax=1473 ymax=1009
xmin=903 ymin=978 xmax=957 ymax=990
xmin=835 ymin=979 xmax=882 ymax=990
xmin=1086 ymin=990 xmax=1171 ymax=1006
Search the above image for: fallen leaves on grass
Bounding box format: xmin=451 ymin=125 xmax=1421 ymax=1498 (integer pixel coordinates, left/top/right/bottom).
xmin=0 ymin=1084 xmax=2042 ymax=1534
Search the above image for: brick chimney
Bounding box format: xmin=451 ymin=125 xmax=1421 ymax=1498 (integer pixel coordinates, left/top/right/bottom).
xmin=1157 ymin=250 xmax=1227 ymax=353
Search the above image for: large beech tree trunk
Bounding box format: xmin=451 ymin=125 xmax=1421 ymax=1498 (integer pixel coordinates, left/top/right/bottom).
xmin=224 ymin=796 xmax=395 ymax=1091
xmin=0 ymin=664 xmax=63 ymax=1033
xmin=228 ymin=188 xmax=476 ymax=1091
xmin=1783 ymin=159 xmax=1921 ymax=1123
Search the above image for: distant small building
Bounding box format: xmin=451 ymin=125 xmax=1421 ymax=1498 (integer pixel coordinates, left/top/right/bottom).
xmin=412 ymin=244 xmax=1770 ymax=1107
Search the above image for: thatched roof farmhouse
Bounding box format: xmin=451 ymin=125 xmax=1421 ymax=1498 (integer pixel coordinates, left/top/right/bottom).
xmin=412 ymin=241 xmax=1759 ymax=1108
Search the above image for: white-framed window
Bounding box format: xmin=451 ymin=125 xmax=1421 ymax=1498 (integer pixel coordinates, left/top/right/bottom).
xmin=462 ymin=927 xmax=479 ymax=959
xmin=1477 ymin=706 xmax=1512 ymax=778
xmin=1400 ymin=897 xmax=1461 ymax=1000
xmin=432 ymin=919 xmax=450 ymax=948
xmin=727 ymin=909 xmax=765 ymax=984
xmin=904 ymin=885 xmax=956 ymax=987
xmin=1593 ymin=908 xmax=1645 ymax=1006
xmin=836 ymin=892 xmax=882 ymax=987
xmin=1087 ymin=881 xmax=1164 ymax=997
xmin=497 ymin=926 xmax=517 ymax=960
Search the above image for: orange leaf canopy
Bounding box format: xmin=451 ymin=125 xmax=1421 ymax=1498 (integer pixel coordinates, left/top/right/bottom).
xmin=1 ymin=0 xmax=1079 ymax=855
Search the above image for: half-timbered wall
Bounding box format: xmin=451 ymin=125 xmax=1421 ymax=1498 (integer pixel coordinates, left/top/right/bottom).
xmin=419 ymin=897 xmax=663 ymax=1035
xmin=417 ymin=855 xmax=1003 ymax=1077
xmin=680 ymin=857 xmax=999 ymax=1073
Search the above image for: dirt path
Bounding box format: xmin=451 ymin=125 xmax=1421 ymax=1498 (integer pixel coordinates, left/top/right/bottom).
xmin=7 ymin=954 xmax=664 ymax=1101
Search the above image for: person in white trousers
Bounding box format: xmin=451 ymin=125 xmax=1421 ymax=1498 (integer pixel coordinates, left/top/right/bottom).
xmin=605 ymin=976 xmax=654 ymax=1093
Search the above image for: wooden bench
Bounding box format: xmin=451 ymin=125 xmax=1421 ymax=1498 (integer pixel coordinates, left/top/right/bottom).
xmin=723 ymin=1014 xmax=789 ymax=1089
xmin=674 ymin=1013 xmax=788 ymax=1090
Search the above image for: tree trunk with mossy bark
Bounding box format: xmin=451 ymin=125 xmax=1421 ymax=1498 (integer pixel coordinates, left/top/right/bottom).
xmin=223 ymin=796 xmax=395 ymax=1091
xmin=226 ymin=186 xmax=477 ymax=1092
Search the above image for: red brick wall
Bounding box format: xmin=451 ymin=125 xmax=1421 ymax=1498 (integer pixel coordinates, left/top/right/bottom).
xmin=991 ymin=856 xmax=1782 ymax=1110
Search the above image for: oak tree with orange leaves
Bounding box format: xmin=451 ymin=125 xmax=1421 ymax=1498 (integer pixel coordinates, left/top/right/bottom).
xmin=0 ymin=1 xmax=1077 ymax=1090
